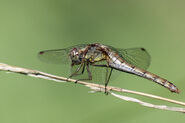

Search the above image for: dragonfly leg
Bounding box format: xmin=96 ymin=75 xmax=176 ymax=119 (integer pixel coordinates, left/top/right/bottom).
xmin=74 ymin=62 xmax=92 ymax=83
xmin=81 ymin=63 xmax=86 ymax=74
xmin=104 ymin=68 xmax=113 ymax=94
xmin=91 ymin=64 xmax=108 ymax=67
xmin=68 ymin=63 xmax=85 ymax=82
xmin=69 ymin=62 xmax=84 ymax=78
xmin=86 ymin=62 xmax=92 ymax=80
xmin=91 ymin=63 xmax=113 ymax=94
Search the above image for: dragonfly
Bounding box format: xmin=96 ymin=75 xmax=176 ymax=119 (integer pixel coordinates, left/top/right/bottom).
xmin=38 ymin=43 xmax=180 ymax=93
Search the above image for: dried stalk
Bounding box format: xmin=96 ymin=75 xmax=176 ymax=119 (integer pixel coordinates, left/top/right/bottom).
xmin=0 ymin=63 xmax=185 ymax=113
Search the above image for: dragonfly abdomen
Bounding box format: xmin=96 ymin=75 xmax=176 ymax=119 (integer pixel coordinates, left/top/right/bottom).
xmin=109 ymin=59 xmax=180 ymax=93
xmin=134 ymin=68 xmax=180 ymax=93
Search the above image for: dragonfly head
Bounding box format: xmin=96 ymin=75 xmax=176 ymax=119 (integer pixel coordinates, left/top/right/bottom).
xmin=69 ymin=48 xmax=83 ymax=65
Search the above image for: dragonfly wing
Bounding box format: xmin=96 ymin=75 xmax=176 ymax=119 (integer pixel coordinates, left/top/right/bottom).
xmin=38 ymin=44 xmax=88 ymax=64
xmin=38 ymin=49 xmax=70 ymax=64
xmin=117 ymin=47 xmax=151 ymax=69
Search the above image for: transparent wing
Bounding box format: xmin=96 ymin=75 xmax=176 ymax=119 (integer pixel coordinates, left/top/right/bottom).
xmin=38 ymin=44 xmax=88 ymax=64
xmin=117 ymin=47 xmax=151 ymax=69
xmin=38 ymin=48 xmax=70 ymax=64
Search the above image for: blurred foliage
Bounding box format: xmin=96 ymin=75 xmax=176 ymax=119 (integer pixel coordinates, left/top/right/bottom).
xmin=0 ymin=0 xmax=185 ymax=123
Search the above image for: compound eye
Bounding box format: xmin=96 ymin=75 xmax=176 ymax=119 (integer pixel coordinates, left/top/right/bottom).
xmin=70 ymin=48 xmax=78 ymax=56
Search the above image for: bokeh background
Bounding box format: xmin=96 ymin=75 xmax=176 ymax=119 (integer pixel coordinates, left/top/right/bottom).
xmin=0 ymin=0 xmax=185 ymax=123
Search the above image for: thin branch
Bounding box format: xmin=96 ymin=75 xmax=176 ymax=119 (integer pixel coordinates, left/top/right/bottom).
xmin=0 ymin=63 xmax=185 ymax=113
xmin=110 ymin=92 xmax=185 ymax=113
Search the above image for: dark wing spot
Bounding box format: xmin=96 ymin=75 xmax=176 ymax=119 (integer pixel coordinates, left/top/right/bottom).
xmin=140 ymin=48 xmax=146 ymax=51
xmin=39 ymin=51 xmax=44 ymax=54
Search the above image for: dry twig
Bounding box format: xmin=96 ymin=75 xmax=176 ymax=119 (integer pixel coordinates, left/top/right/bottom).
xmin=0 ymin=63 xmax=185 ymax=113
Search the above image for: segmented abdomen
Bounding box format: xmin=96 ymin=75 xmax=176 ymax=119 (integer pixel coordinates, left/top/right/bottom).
xmin=108 ymin=55 xmax=180 ymax=93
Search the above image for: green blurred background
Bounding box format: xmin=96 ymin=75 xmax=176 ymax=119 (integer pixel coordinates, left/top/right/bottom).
xmin=0 ymin=0 xmax=185 ymax=123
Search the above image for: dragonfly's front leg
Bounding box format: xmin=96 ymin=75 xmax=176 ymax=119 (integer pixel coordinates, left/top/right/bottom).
xmin=77 ymin=62 xmax=92 ymax=81
xmin=74 ymin=62 xmax=92 ymax=83
xmin=69 ymin=62 xmax=84 ymax=78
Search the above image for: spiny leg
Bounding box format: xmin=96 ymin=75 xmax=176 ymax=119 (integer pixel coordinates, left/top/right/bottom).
xmin=104 ymin=66 xmax=109 ymax=94
xmin=72 ymin=63 xmax=86 ymax=77
xmin=91 ymin=64 xmax=108 ymax=67
xmin=91 ymin=63 xmax=113 ymax=94
xmin=67 ymin=62 xmax=84 ymax=82
xmin=104 ymin=68 xmax=113 ymax=94
xmin=75 ymin=62 xmax=92 ymax=83
xmin=81 ymin=62 xmax=85 ymax=74
xmin=86 ymin=62 xmax=92 ymax=80
xmin=69 ymin=62 xmax=84 ymax=78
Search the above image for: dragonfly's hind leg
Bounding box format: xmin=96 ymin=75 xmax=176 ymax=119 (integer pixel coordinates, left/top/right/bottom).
xmin=91 ymin=63 xmax=113 ymax=94
xmin=104 ymin=68 xmax=113 ymax=94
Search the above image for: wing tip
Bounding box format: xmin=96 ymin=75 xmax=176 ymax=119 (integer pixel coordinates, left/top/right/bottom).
xmin=39 ymin=51 xmax=44 ymax=55
xmin=140 ymin=48 xmax=146 ymax=51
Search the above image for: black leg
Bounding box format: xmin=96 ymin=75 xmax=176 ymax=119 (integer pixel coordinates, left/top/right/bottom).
xmin=77 ymin=62 xmax=92 ymax=81
xmin=74 ymin=62 xmax=93 ymax=83
xmin=91 ymin=63 xmax=113 ymax=94
xmin=69 ymin=62 xmax=84 ymax=78
xmin=86 ymin=62 xmax=92 ymax=80
xmin=91 ymin=64 xmax=108 ymax=68
xmin=104 ymin=68 xmax=113 ymax=94
xmin=104 ymin=66 xmax=109 ymax=94
xmin=107 ymin=68 xmax=113 ymax=85
xmin=68 ymin=62 xmax=84 ymax=83
xmin=81 ymin=63 xmax=85 ymax=74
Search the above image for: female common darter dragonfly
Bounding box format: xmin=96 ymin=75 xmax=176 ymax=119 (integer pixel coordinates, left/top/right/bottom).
xmin=38 ymin=43 xmax=180 ymax=93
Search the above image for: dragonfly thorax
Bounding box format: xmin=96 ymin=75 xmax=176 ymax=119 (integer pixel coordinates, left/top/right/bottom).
xmin=84 ymin=45 xmax=106 ymax=63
